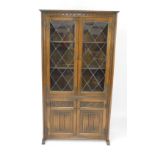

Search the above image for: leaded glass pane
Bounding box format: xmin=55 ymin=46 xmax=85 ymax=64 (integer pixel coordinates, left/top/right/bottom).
xmin=50 ymin=21 xmax=74 ymax=91
xmin=81 ymin=22 xmax=108 ymax=91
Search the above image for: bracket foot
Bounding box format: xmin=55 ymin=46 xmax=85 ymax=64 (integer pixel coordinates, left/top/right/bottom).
xmin=42 ymin=139 xmax=46 ymax=145
xmin=106 ymin=139 xmax=110 ymax=145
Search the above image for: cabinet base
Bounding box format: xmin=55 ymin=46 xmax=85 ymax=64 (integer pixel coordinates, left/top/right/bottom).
xmin=42 ymin=138 xmax=110 ymax=145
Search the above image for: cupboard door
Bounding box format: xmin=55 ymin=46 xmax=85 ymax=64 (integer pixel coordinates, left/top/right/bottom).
xmin=77 ymin=99 xmax=106 ymax=138
xmin=47 ymin=99 xmax=76 ymax=138
xmin=78 ymin=18 xmax=112 ymax=95
xmin=45 ymin=18 xmax=78 ymax=95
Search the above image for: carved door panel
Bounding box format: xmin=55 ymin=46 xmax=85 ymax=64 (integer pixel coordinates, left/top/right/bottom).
xmin=46 ymin=99 xmax=76 ymax=138
xmin=77 ymin=99 xmax=107 ymax=138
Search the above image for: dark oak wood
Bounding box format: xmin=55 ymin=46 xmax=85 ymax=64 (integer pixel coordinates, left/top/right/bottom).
xmin=41 ymin=10 xmax=118 ymax=145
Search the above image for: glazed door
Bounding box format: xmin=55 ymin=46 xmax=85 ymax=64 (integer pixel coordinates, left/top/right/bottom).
xmin=46 ymin=18 xmax=78 ymax=96
xmin=77 ymin=18 xmax=111 ymax=96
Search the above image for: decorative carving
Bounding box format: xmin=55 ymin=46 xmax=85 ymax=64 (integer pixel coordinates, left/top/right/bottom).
xmin=61 ymin=13 xmax=89 ymax=16
xmin=43 ymin=11 xmax=115 ymax=18
xmin=51 ymin=111 xmax=73 ymax=133
xmin=80 ymin=102 xmax=105 ymax=108
xmin=50 ymin=101 xmax=73 ymax=107
xmin=80 ymin=111 xmax=100 ymax=133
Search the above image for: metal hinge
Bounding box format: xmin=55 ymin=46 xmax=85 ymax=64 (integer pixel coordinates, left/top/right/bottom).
xmin=104 ymin=103 xmax=110 ymax=109
xmin=44 ymin=127 xmax=48 ymax=135
xmin=46 ymin=85 xmax=50 ymax=99
xmin=101 ymin=129 xmax=108 ymax=135
xmin=43 ymin=21 xmax=50 ymax=29
xmin=46 ymin=100 xmax=51 ymax=106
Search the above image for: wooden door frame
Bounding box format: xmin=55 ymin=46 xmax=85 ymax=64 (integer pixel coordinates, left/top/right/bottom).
xmin=76 ymin=98 xmax=106 ymax=139
xmin=77 ymin=16 xmax=114 ymax=97
xmin=46 ymin=98 xmax=77 ymax=138
xmin=43 ymin=15 xmax=79 ymax=98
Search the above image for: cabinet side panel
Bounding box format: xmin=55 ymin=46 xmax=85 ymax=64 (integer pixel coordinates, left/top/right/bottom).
xmin=106 ymin=14 xmax=118 ymax=141
xmin=41 ymin=12 xmax=48 ymax=140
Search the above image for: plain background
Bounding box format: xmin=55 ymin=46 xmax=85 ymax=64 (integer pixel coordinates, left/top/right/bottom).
xmin=0 ymin=0 xmax=155 ymax=154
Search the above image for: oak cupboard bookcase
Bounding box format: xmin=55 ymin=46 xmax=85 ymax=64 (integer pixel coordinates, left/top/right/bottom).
xmin=41 ymin=10 xmax=118 ymax=145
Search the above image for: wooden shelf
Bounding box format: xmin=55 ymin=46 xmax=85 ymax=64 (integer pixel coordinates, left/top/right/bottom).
xmin=51 ymin=41 xmax=74 ymax=43
xmin=51 ymin=67 xmax=74 ymax=69
xmin=83 ymin=41 xmax=106 ymax=44
xmin=82 ymin=68 xmax=105 ymax=70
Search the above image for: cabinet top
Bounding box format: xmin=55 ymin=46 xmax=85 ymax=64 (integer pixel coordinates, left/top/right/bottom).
xmin=40 ymin=10 xmax=119 ymax=15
